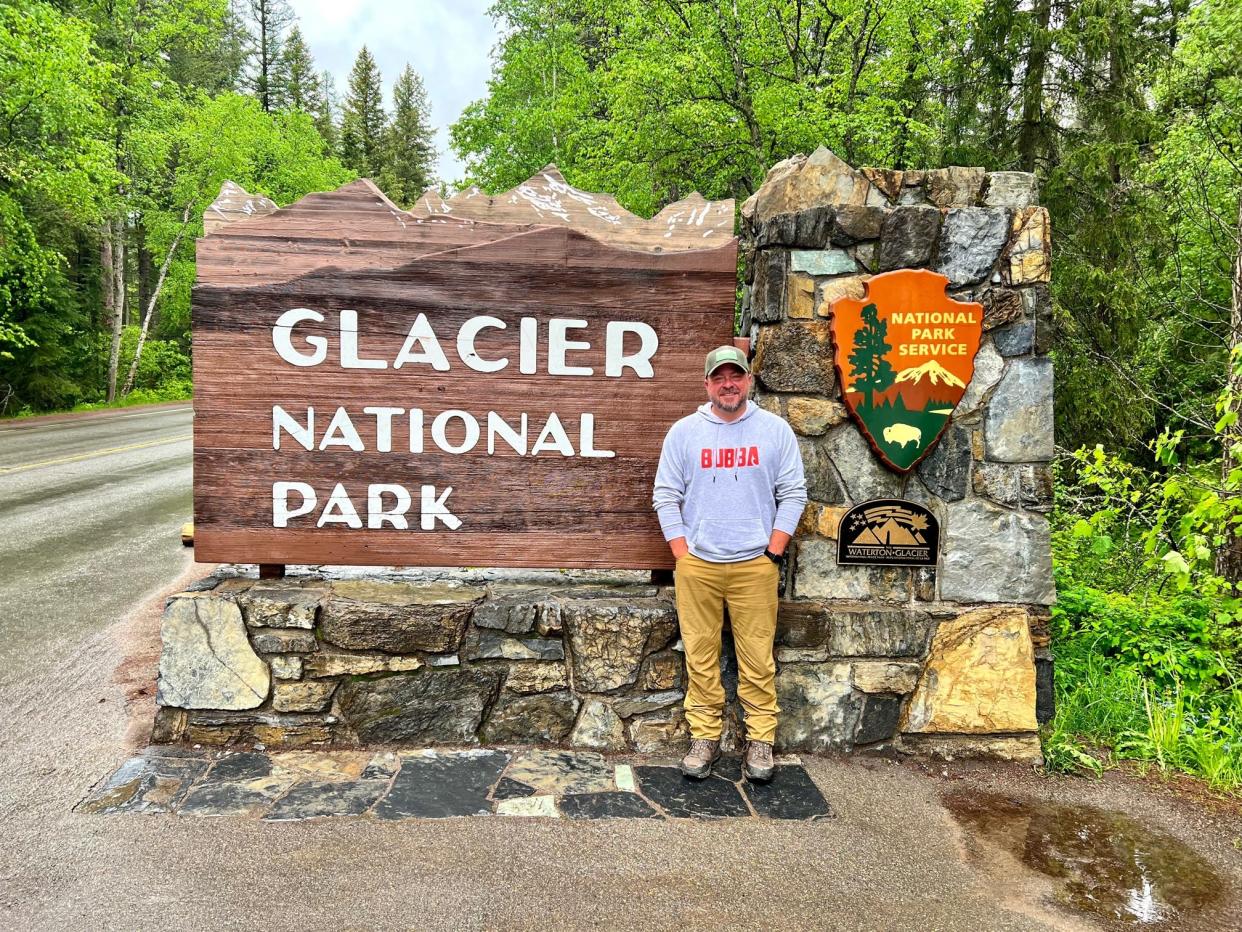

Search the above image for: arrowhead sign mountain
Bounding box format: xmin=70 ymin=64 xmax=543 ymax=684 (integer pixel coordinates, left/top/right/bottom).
xmin=825 ymin=270 xmax=983 ymax=472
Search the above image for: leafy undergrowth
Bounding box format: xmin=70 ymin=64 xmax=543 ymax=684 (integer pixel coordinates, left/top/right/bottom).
xmin=3 ymin=381 xmax=191 ymax=419
xmin=1042 ymin=583 xmax=1242 ymax=795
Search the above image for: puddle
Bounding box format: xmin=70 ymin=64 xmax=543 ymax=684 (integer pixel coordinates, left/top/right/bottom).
xmin=942 ymin=791 xmax=1223 ymax=925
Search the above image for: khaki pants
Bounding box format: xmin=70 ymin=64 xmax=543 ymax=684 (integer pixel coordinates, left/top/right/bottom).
xmin=674 ymin=553 xmax=780 ymax=744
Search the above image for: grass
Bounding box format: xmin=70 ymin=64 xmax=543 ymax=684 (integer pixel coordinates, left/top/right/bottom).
xmin=2 ymin=382 xmax=191 ymax=420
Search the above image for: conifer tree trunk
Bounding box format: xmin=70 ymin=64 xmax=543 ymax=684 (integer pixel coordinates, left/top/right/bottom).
xmin=1017 ymin=0 xmax=1053 ymax=173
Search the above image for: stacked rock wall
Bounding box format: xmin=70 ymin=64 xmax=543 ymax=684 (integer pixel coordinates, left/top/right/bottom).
xmin=741 ymin=148 xmax=1054 ymax=760
xmin=153 ymin=575 xmax=695 ymax=753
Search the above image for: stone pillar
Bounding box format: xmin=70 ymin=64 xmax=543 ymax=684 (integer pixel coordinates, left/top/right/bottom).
xmin=740 ymin=148 xmax=1054 ymax=761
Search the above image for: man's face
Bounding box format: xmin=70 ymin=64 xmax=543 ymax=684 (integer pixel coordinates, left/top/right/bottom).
xmin=705 ymin=364 xmax=750 ymax=413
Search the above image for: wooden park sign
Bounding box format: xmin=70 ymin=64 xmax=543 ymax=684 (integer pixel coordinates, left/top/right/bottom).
xmin=192 ymin=169 xmax=736 ymax=569
xmin=825 ymin=269 xmax=983 ymax=472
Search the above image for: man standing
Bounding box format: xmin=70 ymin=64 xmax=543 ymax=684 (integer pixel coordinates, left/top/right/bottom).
xmin=652 ymin=345 xmax=807 ymax=781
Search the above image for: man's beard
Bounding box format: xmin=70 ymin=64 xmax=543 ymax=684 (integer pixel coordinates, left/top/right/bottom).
xmin=713 ymin=393 xmax=745 ymax=413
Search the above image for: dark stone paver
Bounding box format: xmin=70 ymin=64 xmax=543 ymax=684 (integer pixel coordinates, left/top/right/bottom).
xmin=492 ymin=777 xmax=537 ymax=800
xmin=635 ymin=766 xmax=751 ymax=818
xmin=744 ymin=766 xmax=834 ymax=820
xmin=374 ymin=750 xmax=509 ymax=819
xmin=178 ymin=777 xmax=291 ymax=818
xmin=203 ymin=751 xmax=272 ymax=783
xmin=81 ymin=748 xmax=831 ymax=822
xmin=265 ymin=780 xmax=389 ymax=820
xmin=559 ymin=792 xmax=661 ymax=820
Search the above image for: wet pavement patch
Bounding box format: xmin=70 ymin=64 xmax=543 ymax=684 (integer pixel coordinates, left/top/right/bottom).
xmin=78 ymin=748 xmax=833 ymax=822
xmin=943 ymin=790 xmax=1224 ymax=925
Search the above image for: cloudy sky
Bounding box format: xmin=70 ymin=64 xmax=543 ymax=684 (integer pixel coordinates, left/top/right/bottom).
xmin=290 ymin=0 xmax=500 ymax=187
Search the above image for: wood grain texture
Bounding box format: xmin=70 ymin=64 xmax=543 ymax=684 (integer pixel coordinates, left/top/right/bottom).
xmin=194 ymin=179 xmax=737 ymax=569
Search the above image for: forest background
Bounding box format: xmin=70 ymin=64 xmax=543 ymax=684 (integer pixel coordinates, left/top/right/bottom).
xmin=3 ymin=0 xmax=1242 ymax=789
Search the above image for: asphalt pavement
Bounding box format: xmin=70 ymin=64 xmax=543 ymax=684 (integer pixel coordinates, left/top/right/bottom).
xmin=2 ymin=405 xmax=1241 ymax=931
xmin=0 ymin=404 xmax=193 ymax=673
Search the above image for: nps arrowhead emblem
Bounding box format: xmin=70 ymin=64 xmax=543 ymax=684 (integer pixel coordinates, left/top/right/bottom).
xmin=825 ymin=269 xmax=983 ymax=473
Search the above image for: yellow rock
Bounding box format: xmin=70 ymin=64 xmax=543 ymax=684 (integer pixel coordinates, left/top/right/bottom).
xmin=817 ymin=506 xmax=849 ymax=539
xmin=903 ymin=606 xmax=1037 ymax=734
xmin=180 ymin=522 xmax=194 ymax=546
xmin=787 ymin=397 xmax=848 ymax=435
xmin=817 ymin=275 xmax=867 ymax=313
xmin=795 ymin=506 xmax=820 ymax=539
xmin=1007 ymin=207 xmax=1051 ymax=284
xmin=787 ymin=273 xmax=815 ymax=319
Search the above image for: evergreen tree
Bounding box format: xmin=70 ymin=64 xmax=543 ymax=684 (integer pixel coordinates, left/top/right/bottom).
xmin=240 ymin=0 xmax=295 ymax=113
xmin=340 ymin=46 xmax=388 ymax=178
xmin=314 ymin=70 xmax=340 ymax=154
xmin=378 ymin=65 xmax=436 ymax=205
xmin=278 ymin=25 xmax=320 ymax=112
xmin=848 ymin=304 xmax=894 ymax=411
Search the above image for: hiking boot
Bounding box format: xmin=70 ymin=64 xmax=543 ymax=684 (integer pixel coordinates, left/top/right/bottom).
xmin=744 ymin=740 xmax=775 ymax=782
xmin=679 ymin=738 xmax=721 ymax=779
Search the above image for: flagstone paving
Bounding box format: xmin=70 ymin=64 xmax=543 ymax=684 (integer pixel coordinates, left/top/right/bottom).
xmin=76 ymin=746 xmax=833 ymax=822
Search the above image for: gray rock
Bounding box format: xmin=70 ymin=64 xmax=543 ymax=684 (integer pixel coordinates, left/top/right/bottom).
xmin=480 ymin=691 xmax=579 ymax=743
xmin=793 ymin=206 xmax=835 ymax=247
xmin=790 ymin=248 xmax=858 ymax=276
xmin=939 ymin=499 xmax=1055 ymax=604
xmin=957 ymin=342 xmax=1004 ymax=416
xmin=984 ymin=172 xmax=1038 ymax=208
xmin=822 ymin=424 xmax=903 ymax=500
xmin=927 ymin=167 xmax=986 ymax=208
xmin=562 ymin=598 xmax=677 ymax=692
xmin=776 ymin=602 xmax=833 ymax=648
xmin=935 ymin=208 xmax=1009 ymax=285
xmin=831 ymin=206 xmax=885 ymax=244
xmin=794 ymin=541 xmax=911 ymax=601
xmin=1024 ymin=284 xmax=1054 ymax=354
xmin=756 ymin=212 xmax=798 ymax=247
xmin=466 ymin=630 xmax=565 ymax=661
xmin=236 ymin=584 xmax=325 ymax=629
xmin=249 ymin=630 xmax=317 ymax=654
xmin=570 ymin=700 xmax=629 ymax=751
xmin=269 ymin=656 xmax=302 ymax=680
xmin=985 ymin=357 xmax=1055 ymax=462
xmin=753 ymin=321 xmax=837 ymax=393
xmin=851 ymin=240 xmax=880 ymax=272
xmin=991 ymin=321 xmax=1034 ymax=356
xmin=336 ymin=669 xmax=502 ymax=743
xmin=751 ymin=250 xmax=788 ymax=323
xmin=775 ymin=663 xmax=861 ymax=751
xmin=473 ymin=595 xmax=556 ymax=635
xmin=878 ymin=207 xmax=940 ymax=271
xmin=158 ymin=596 xmax=269 ymax=710
xmin=609 ymin=690 xmax=684 ymax=718
xmin=1024 ymin=463 xmax=1055 ymax=512
xmin=917 ymin=423 xmax=972 ymax=501
xmin=828 ymin=609 xmax=933 ymax=657
xmin=320 ymin=581 xmax=483 ymax=653
xmin=799 ymin=437 xmax=848 ymax=504
xmin=972 ymin=462 xmax=1022 ymax=508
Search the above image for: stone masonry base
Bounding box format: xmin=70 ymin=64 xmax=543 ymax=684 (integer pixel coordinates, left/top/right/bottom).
xmin=153 ymin=569 xmax=1044 ymax=762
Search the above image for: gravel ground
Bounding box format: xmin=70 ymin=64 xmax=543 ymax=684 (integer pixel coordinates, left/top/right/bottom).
xmin=3 ymin=561 xmax=1241 ymax=932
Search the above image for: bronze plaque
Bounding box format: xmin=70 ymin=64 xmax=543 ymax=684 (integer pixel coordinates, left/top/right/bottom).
xmin=192 ymin=178 xmax=737 ymax=569
xmin=836 ymin=499 xmax=940 ymax=566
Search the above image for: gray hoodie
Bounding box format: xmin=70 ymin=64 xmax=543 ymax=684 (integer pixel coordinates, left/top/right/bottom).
xmin=652 ymin=400 xmax=807 ymax=563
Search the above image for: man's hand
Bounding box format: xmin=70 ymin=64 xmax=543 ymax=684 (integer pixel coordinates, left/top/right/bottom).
xmin=669 ymin=537 xmax=690 ymax=559
xmin=767 ymin=529 xmax=792 ymax=557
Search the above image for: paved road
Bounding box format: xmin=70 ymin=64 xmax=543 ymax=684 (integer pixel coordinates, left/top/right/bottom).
xmin=0 ymin=405 xmax=193 ymax=675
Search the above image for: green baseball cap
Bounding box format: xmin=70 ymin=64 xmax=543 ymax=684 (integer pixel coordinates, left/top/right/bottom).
xmin=704 ymin=344 xmax=750 ymax=377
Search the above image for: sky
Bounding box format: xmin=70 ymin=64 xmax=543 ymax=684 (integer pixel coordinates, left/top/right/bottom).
xmin=290 ymin=0 xmax=500 ymax=188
